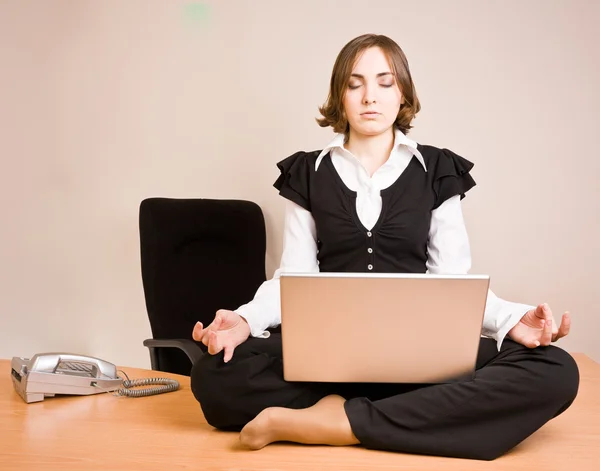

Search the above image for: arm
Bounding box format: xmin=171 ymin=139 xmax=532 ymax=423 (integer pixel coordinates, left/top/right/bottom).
xmin=426 ymin=195 xmax=533 ymax=350
xmin=235 ymin=200 xmax=319 ymax=337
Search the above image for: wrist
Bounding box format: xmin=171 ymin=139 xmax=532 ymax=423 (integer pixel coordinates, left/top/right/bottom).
xmin=238 ymin=315 xmax=251 ymax=338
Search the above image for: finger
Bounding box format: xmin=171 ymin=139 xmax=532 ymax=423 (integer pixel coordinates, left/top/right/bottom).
xmin=531 ymin=332 xmax=541 ymax=348
xmin=192 ymin=321 xmax=203 ymax=341
xmin=198 ymin=315 xmax=224 ymax=345
xmin=223 ymin=343 xmax=235 ymax=363
xmin=540 ymin=313 xmax=553 ymax=346
xmin=207 ymin=331 xmax=223 ymax=355
xmin=534 ymin=304 xmax=546 ymax=320
xmin=206 ymin=331 xmax=215 ymax=354
xmin=543 ymin=304 xmax=559 ymax=336
xmin=200 ymin=324 xmax=214 ymax=346
xmin=204 ymin=316 xmax=223 ymax=346
xmin=553 ymin=312 xmax=571 ymax=342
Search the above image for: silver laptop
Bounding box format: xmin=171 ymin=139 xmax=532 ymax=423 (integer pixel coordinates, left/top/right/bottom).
xmin=280 ymin=272 xmax=490 ymax=384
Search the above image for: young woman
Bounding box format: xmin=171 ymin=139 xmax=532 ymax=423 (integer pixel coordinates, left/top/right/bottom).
xmin=189 ymin=34 xmax=578 ymax=461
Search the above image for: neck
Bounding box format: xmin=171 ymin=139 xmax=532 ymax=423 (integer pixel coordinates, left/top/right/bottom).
xmin=345 ymin=128 xmax=395 ymax=176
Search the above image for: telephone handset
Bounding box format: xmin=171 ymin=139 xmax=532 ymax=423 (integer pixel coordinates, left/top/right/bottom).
xmin=11 ymin=353 xmax=179 ymax=404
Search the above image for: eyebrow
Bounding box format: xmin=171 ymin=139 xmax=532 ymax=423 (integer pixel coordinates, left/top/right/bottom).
xmin=350 ymin=72 xmax=393 ymax=79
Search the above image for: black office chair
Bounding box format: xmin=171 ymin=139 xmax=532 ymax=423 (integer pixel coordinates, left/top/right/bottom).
xmin=139 ymin=197 xmax=269 ymax=376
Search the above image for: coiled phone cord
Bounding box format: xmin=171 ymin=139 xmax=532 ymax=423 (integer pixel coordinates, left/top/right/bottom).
xmin=114 ymin=376 xmax=180 ymax=397
xmin=93 ymin=370 xmax=180 ymax=397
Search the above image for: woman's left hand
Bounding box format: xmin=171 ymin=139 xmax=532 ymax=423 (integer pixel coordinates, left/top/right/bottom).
xmin=508 ymin=303 xmax=571 ymax=348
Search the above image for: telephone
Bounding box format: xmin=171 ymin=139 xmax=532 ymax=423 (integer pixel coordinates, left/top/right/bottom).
xmin=11 ymin=353 xmax=180 ymax=404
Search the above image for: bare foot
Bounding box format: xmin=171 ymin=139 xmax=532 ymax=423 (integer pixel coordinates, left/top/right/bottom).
xmin=239 ymin=408 xmax=278 ymax=450
xmin=239 ymin=395 xmax=359 ymax=450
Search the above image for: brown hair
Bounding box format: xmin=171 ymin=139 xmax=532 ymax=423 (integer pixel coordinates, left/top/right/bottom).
xmin=317 ymin=34 xmax=421 ymax=136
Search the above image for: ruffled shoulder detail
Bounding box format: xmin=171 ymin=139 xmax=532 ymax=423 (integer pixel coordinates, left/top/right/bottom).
xmin=273 ymin=151 xmax=318 ymax=211
xmin=432 ymin=148 xmax=476 ymax=209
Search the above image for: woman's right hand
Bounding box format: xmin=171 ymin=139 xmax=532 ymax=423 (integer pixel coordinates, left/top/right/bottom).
xmin=192 ymin=309 xmax=251 ymax=362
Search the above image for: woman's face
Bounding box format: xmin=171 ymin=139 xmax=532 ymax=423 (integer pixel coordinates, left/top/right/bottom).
xmin=343 ymin=47 xmax=404 ymax=138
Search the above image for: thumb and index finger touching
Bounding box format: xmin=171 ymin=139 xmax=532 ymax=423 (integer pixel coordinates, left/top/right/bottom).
xmin=193 ymin=310 xmax=242 ymax=362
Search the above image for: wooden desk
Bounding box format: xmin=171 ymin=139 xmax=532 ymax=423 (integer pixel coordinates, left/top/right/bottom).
xmin=1 ymin=355 xmax=599 ymax=471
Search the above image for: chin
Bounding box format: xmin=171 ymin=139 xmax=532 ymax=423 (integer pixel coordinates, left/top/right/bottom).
xmin=353 ymin=124 xmax=392 ymax=137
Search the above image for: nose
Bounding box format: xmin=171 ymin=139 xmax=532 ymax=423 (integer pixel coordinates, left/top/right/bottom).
xmin=362 ymin=83 xmax=377 ymax=105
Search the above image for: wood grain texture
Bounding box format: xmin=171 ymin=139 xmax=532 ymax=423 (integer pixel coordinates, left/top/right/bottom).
xmin=1 ymin=354 xmax=598 ymax=471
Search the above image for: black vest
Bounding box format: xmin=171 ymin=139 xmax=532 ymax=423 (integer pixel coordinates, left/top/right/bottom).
xmin=274 ymin=144 xmax=475 ymax=274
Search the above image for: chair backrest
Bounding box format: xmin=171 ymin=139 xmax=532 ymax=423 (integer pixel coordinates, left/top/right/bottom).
xmin=139 ymin=198 xmax=267 ymax=373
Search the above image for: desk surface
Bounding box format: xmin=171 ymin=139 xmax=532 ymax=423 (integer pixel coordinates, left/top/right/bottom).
xmin=1 ymin=355 xmax=599 ymax=471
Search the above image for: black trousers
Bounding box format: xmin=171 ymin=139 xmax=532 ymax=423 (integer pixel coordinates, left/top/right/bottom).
xmin=190 ymin=335 xmax=579 ymax=461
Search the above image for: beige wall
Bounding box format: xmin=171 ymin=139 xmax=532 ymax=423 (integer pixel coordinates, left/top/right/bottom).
xmin=1 ymin=0 xmax=598 ymax=367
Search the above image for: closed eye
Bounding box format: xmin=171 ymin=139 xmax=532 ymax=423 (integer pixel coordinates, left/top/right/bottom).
xmin=348 ymin=83 xmax=394 ymax=90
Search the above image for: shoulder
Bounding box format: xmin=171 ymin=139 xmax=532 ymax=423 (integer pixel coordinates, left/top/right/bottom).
xmin=417 ymin=144 xmax=476 ymax=208
xmin=273 ymin=150 xmax=322 ymax=211
xmin=276 ymin=150 xmax=321 ymax=172
xmin=417 ymin=144 xmax=472 ymax=164
xmin=417 ymin=144 xmax=474 ymax=177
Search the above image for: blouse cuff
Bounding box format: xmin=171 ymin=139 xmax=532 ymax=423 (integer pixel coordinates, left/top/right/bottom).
xmin=483 ymin=302 xmax=533 ymax=350
xmin=235 ymin=306 xmax=271 ymax=339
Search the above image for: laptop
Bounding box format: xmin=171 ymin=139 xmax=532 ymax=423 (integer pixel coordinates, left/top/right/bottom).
xmin=280 ymin=272 xmax=490 ymax=384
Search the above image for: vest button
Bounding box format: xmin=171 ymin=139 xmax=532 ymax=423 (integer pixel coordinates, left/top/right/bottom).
xmin=367 ymin=264 xmax=373 ymax=270
xmin=367 ymin=231 xmax=372 ymax=237
xmin=367 ymin=248 xmax=373 ymax=254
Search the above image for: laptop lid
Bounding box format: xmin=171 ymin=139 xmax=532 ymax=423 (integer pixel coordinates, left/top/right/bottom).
xmin=280 ymin=272 xmax=490 ymax=383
